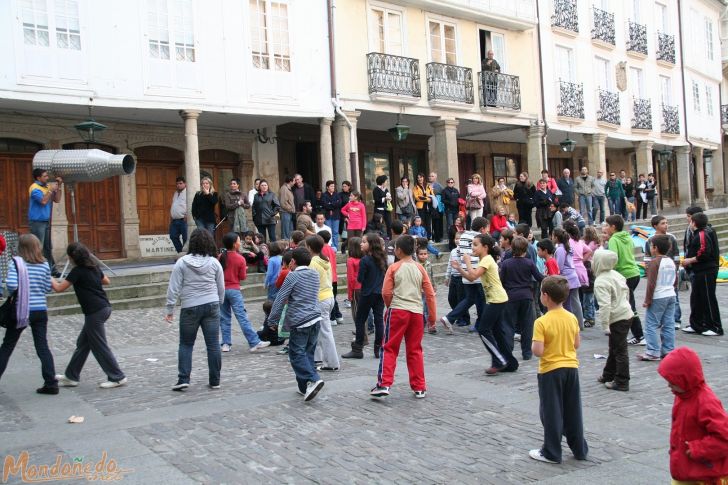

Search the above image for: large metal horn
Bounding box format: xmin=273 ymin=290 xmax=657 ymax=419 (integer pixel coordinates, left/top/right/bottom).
xmin=32 ymin=149 xmax=135 ymax=183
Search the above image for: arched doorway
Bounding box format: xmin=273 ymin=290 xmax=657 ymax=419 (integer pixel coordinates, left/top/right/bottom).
xmin=0 ymin=138 xmax=44 ymax=234
xmin=200 ymin=149 xmax=241 ymax=244
xmin=134 ymin=146 xmax=184 ymax=235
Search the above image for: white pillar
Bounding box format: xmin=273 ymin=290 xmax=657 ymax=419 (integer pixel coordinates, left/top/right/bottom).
xmin=180 ymin=109 xmax=201 ymax=231
xmin=633 ymin=140 xmax=654 ymax=176
xmin=319 ymin=117 xmax=334 ymax=188
xmin=675 ymin=145 xmax=691 ymax=209
xmin=430 ymin=119 xmax=460 ymax=188
xmin=527 ymin=123 xmax=545 ymax=178
xmin=584 ymin=133 xmax=608 ymax=175
xmin=333 ymin=110 xmax=360 ymax=187
xmin=694 ymin=146 xmax=708 ymax=208
xmin=120 ymin=173 xmax=141 ymax=259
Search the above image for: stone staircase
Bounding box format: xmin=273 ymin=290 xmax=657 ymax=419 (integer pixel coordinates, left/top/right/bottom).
xmin=41 ymin=208 xmax=728 ymax=316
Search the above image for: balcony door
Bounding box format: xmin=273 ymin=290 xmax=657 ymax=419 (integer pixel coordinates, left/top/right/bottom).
xmin=369 ymin=6 xmax=403 ymax=55
xmin=428 ymin=20 xmax=457 ymax=65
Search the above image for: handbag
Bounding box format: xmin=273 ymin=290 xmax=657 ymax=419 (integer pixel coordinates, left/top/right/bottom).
xmin=386 ymin=200 xmax=394 ymax=212
xmin=466 ymin=195 xmax=482 ymax=210
xmin=0 ymin=259 xmax=19 ymax=329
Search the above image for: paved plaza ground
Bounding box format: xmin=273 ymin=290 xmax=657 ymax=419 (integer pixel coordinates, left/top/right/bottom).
xmin=1 ymin=279 xmax=727 ymax=484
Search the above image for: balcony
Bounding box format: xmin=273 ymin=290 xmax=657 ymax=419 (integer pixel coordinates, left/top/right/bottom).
xmin=627 ymin=21 xmax=648 ymax=56
xmin=551 ymin=0 xmax=578 ymax=34
xmin=721 ymin=105 xmax=728 ymax=126
xmin=661 ymin=104 xmax=680 ymax=135
xmin=557 ymin=80 xmax=584 ymax=119
xmin=366 ymin=52 xmax=421 ymax=102
xmin=631 ymin=98 xmax=652 ymax=130
xmin=656 ymin=32 xmax=675 ymax=64
xmin=478 ymin=71 xmax=521 ymax=111
xmin=426 ymin=63 xmax=474 ymax=107
xmin=596 ymin=89 xmax=620 ymax=125
xmin=591 ymin=8 xmax=615 ymax=46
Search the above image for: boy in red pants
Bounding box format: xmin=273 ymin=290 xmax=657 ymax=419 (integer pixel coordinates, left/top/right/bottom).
xmin=371 ymin=235 xmax=436 ymax=399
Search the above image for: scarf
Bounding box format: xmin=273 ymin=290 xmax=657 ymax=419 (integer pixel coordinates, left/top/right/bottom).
xmin=13 ymin=257 xmax=30 ymax=329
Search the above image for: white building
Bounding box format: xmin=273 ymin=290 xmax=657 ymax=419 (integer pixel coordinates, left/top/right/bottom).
xmin=0 ymin=0 xmax=334 ymax=259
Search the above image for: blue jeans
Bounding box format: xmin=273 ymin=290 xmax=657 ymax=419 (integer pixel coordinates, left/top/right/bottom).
xmin=446 ymin=209 xmax=458 ymax=229
xmin=267 ymin=286 xmax=279 ymax=301
xmin=281 ymin=212 xmax=293 ymax=240
xmin=591 ymin=195 xmax=605 ymax=224
xmin=178 ymin=302 xmax=221 ymax=386
xmin=195 ymin=220 xmax=215 ymax=235
xmin=674 ymin=293 xmax=682 ymax=323
xmin=648 ymin=198 xmax=657 ymax=216
xmin=169 ymin=219 xmax=188 ymax=253
xmin=325 ymin=218 xmax=340 ymax=250
xmin=29 ymin=220 xmax=55 ymax=272
xmin=578 ymin=194 xmax=593 ymax=224
xmin=447 ymin=283 xmax=485 ymax=323
xmin=581 ymin=291 xmax=595 ymax=321
xmin=426 ymin=243 xmax=440 ymax=256
xmin=0 ymin=310 xmax=57 ymax=387
xmin=288 ymin=323 xmax=321 ymax=393
xmin=644 ymin=296 xmax=676 ymax=358
xmin=220 ymin=289 xmax=261 ymax=347
xmin=607 ymin=198 xmax=621 ymax=217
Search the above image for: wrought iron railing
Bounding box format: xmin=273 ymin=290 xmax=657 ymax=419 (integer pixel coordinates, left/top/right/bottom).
xmin=551 ymin=0 xmax=578 ymax=33
xmin=366 ymin=52 xmax=421 ymax=98
xmin=597 ymin=89 xmax=620 ymax=125
xmin=657 ymin=32 xmax=675 ymax=64
xmin=478 ymin=71 xmax=521 ymax=110
xmin=627 ymin=21 xmax=648 ymax=55
xmin=557 ymin=80 xmax=584 ymax=119
xmin=661 ymin=104 xmax=680 ymax=134
xmin=722 ymin=105 xmax=728 ymax=125
xmin=591 ymin=8 xmax=615 ymax=45
xmin=426 ymin=63 xmax=474 ymax=104
xmin=631 ymin=98 xmax=652 ymax=130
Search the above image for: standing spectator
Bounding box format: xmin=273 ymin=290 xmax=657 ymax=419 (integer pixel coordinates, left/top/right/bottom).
xmin=540 ymin=170 xmax=559 ymax=195
xmin=278 ymin=176 xmax=295 ymax=240
xmin=683 ymin=206 xmax=703 ymax=254
xmin=635 ymin=174 xmax=648 ymax=220
xmin=491 ymin=177 xmax=514 ymax=214
xmin=513 ymin=172 xmax=535 ymax=226
xmin=556 ymin=169 xmax=574 ymax=206
xmin=644 ymin=215 xmax=682 ymax=330
xmin=624 ymin=177 xmax=635 ymax=221
xmin=28 ymin=169 xmax=63 ymax=276
xmin=482 ymin=50 xmax=501 ymax=106
xmin=395 ymin=176 xmax=417 ymax=223
xmin=412 ymin=173 xmax=434 ymax=238
xmin=222 ymin=178 xmax=249 ymax=238
xmin=372 ymin=175 xmax=393 ymax=237
xmin=466 ymin=173 xmax=487 ymax=222
xmin=191 ymin=176 xmax=218 ymax=234
xmin=534 ymin=180 xmax=555 ymax=239
xmin=605 ymin=172 xmax=625 ymax=217
xmin=591 ymin=169 xmax=607 ymax=224
xmin=574 ymin=167 xmax=594 ymax=225
xmin=312 ymin=189 xmax=325 ymax=217
xmin=441 ymin=177 xmax=461 ymax=229
xmin=169 ymin=176 xmax=187 ymax=255
xmin=429 ymin=172 xmax=444 ymax=242
xmin=338 ymin=181 xmax=352 ymax=252
xmin=247 ymin=179 xmax=261 ymax=207
xmin=252 ymin=180 xmax=280 ymax=243
xmin=341 ymin=192 xmax=367 ymax=239
xmin=292 ymin=174 xmax=315 ymax=214
xmin=646 ymin=173 xmax=658 ymax=216
xmin=322 ymin=180 xmax=343 ymax=250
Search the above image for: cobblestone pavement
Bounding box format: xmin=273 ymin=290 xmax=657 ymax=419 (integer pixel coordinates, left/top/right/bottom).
xmin=1 ymin=280 xmax=727 ymax=484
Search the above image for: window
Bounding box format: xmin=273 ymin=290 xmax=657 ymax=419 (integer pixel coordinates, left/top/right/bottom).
xmin=632 ymin=0 xmax=640 ymax=22
xmin=595 ymin=0 xmax=609 ymax=10
xmin=371 ymin=6 xmax=403 ymax=55
xmin=705 ymin=18 xmax=714 ymax=61
xmin=655 ymin=2 xmax=667 ymax=32
xmin=555 ymin=45 xmax=575 ymax=82
xmin=594 ymin=56 xmax=611 ymax=89
xmin=147 ymin=0 xmax=194 ymax=62
xmin=250 ymin=0 xmax=290 ymax=71
xmin=492 ymin=156 xmax=519 ymax=186
xmin=705 ymin=85 xmax=714 ymax=116
xmin=21 ymin=0 xmax=50 ymax=46
xmin=629 ymin=66 xmax=644 ymax=98
xmin=428 ymin=20 xmax=457 ymax=65
xmin=55 ymin=0 xmax=80 ymax=50
xmin=692 ymin=81 xmax=701 ymax=113
xmin=659 ymin=75 xmax=671 ymax=105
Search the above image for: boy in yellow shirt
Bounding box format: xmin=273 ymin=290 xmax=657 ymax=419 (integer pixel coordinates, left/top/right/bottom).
xmin=530 ymin=276 xmax=589 ymax=464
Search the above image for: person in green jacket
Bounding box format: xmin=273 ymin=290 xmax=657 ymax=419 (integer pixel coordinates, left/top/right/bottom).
xmin=605 ymin=172 xmax=626 ymax=217
xmin=605 ymin=214 xmax=644 ymax=345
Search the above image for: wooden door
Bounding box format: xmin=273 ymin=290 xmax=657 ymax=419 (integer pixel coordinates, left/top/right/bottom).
xmin=458 ymin=153 xmax=476 ymax=196
xmin=134 ymin=147 xmax=184 ymax=235
xmin=0 ymin=154 xmax=34 ymax=234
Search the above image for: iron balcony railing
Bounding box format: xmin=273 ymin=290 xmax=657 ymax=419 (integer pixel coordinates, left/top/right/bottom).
xmin=426 ymin=63 xmax=474 ymax=104
xmin=366 ymin=52 xmax=421 ymax=98
xmin=551 ymin=0 xmax=578 ymax=33
xmin=557 ymin=80 xmax=584 ymax=119
xmin=597 ymin=89 xmax=620 ymax=125
xmin=632 ymin=98 xmax=652 ymax=130
xmin=478 ymin=71 xmax=521 ymax=110
xmin=661 ymin=104 xmax=680 ymax=134
xmin=722 ymin=105 xmax=728 ymax=125
xmin=657 ymin=32 xmax=675 ymax=64
xmin=591 ymin=8 xmax=615 ymax=45
xmin=627 ymin=21 xmax=648 ymax=56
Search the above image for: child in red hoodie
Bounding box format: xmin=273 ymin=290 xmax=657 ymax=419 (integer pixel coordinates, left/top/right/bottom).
xmin=340 ymin=191 xmax=367 ymax=238
xmin=658 ymin=347 xmax=728 ymax=484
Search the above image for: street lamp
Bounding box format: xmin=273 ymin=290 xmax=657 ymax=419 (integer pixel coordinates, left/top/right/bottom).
xmin=560 ymin=133 xmax=576 ymax=152
xmin=74 ymin=105 xmax=107 ymax=143
xmin=388 ymin=113 xmax=409 ymax=142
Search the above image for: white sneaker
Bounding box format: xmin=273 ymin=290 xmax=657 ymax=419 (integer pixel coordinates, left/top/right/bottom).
xmin=674 ymin=323 xmax=681 ymax=330
xmin=440 ymin=316 xmax=453 ymax=335
xmin=336 ymin=317 xmax=344 ymax=324
xmin=702 ymin=330 xmax=719 ymax=336
xmin=56 ymin=374 xmax=79 ymax=387
xmin=343 ymin=299 xmax=352 ymax=309
xmin=330 ymin=319 xmax=338 ymax=326
xmin=514 ymin=333 xmax=522 ymax=342
xmin=99 ymin=377 xmax=127 ymax=389
xmin=304 ymin=380 xmax=325 ymax=402
xmin=529 ymin=449 xmax=558 ymax=464
xmin=221 ymin=344 xmax=231 ymax=352
xmin=682 ymin=326 xmax=696 ymax=334
xmin=250 ymin=341 xmax=271 ymax=353
xmin=636 ymin=337 xmax=646 ymax=346
xmin=171 ymin=382 xmax=189 ymax=391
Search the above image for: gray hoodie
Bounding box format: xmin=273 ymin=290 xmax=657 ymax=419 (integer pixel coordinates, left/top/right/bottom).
xmin=166 ymin=254 xmax=225 ymax=314
xmin=592 ymin=249 xmax=634 ymax=331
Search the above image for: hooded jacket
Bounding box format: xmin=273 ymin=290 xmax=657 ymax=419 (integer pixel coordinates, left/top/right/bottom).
xmin=166 ymin=254 xmax=225 ymax=314
xmin=607 ymin=231 xmax=641 ymax=279
xmin=658 ymin=347 xmax=728 ymax=482
xmin=592 ymin=249 xmax=633 ymax=331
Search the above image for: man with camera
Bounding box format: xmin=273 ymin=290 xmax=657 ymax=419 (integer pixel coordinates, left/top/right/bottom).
xmin=28 ymin=168 xmax=63 ymax=276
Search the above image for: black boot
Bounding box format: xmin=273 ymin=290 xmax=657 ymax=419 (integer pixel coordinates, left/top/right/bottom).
xmin=374 ymin=344 xmax=381 ymax=359
xmin=257 ymin=261 xmax=266 ymax=273
xmin=341 ymin=343 xmax=364 ymax=359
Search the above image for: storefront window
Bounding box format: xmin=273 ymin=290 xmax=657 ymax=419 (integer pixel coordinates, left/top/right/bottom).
xmin=704 ymin=152 xmax=714 ymax=190
xmin=492 ymin=155 xmax=519 ymax=185
xmin=364 ymin=152 xmax=390 ymax=204
xmin=398 ymin=155 xmax=419 ymax=186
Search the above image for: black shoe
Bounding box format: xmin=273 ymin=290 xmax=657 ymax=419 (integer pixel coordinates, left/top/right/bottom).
xmin=604 ymin=381 xmax=628 ymax=391
xmin=36 ymin=386 xmax=59 ymax=395
xmin=597 ymin=376 xmax=612 ymax=384
xmin=374 ymin=344 xmax=381 ymax=359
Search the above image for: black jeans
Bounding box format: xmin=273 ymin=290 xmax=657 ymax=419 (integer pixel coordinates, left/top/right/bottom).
xmin=507 ymin=299 xmax=535 ymax=359
xmin=690 ymin=270 xmax=723 ymax=335
xmin=626 ymin=276 xmax=643 ymax=340
xmin=355 ymin=293 xmax=384 ymax=347
xmin=431 ymin=211 xmax=443 ymax=242
xmin=517 ymin=201 xmax=533 ymax=227
xmin=447 ymin=282 xmax=485 ymax=324
xmin=374 ymin=209 xmax=392 ymax=238
xmin=601 ymin=318 xmax=631 ymax=387
xmin=417 ymin=208 xmax=432 ymax=239
xmin=330 ymin=282 xmax=342 ymax=320
xmin=447 ymin=276 xmax=469 ymax=325
xmin=65 ymin=306 xmax=125 ymax=382
xmin=538 ymin=367 xmax=588 ymax=463
xmin=477 ymin=303 xmax=518 ymax=371
xmin=0 ymin=311 xmax=57 ymax=387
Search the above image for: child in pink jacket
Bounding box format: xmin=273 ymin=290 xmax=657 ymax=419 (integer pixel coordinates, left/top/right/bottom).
xmin=341 ymin=191 xmax=367 ymax=238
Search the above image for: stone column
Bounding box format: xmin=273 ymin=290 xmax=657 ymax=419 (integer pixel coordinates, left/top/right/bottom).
xmin=430 ymin=119 xmax=460 ymax=188
xmin=46 ymin=140 xmax=69 ymax=262
xmin=694 ymin=146 xmax=708 ymax=208
xmin=119 ymin=172 xmax=141 ymax=259
xmin=711 ymin=147 xmax=725 ymax=195
xmin=527 ymin=123 xmax=545 ymax=178
xmin=633 ymin=140 xmax=654 ymax=176
xmin=584 ymin=133 xmax=608 ymax=175
xmin=333 ymin=110 xmax=360 ymax=187
xmin=319 ymin=117 xmax=334 ymax=188
xmin=180 ymin=110 xmax=201 ymax=231
xmin=675 ymin=145 xmax=692 ymax=209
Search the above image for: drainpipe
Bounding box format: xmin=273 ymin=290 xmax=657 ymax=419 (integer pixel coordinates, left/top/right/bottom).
xmin=535 ymin=0 xmax=549 ymax=171
xmin=327 ymin=0 xmax=359 ymax=190
xmin=677 ymin=0 xmax=694 ymax=204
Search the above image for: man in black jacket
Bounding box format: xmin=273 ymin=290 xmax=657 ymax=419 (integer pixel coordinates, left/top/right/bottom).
xmin=292 ymin=173 xmax=315 ymax=214
xmin=556 ymin=168 xmax=574 ymax=206
xmin=441 ymin=177 xmax=461 ymax=230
